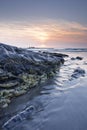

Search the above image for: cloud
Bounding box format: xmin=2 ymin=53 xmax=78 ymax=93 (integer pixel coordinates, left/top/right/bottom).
xmin=0 ymin=19 xmax=87 ymax=47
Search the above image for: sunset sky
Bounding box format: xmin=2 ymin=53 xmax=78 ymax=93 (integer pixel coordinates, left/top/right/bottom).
xmin=0 ymin=0 xmax=87 ymax=48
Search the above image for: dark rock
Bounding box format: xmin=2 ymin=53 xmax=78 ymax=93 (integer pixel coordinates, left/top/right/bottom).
xmin=71 ymin=57 xmax=75 ymax=60
xmin=71 ymin=56 xmax=83 ymax=60
xmin=76 ymin=56 xmax=83 ymax=60
xmin=0 ymin=81 xmax=19 ymax=88
xmin=0 ymin=70 xmax=23 ymax=89
xmin=71 ymin=67 xmax=85 ymax=79
xmin=0 ymin=43 xmax=65 ymax=108
xmin=42 ymin=51 xmax=68 ymax=58
xmin=2 ymin=105 xmax=35 ymax=129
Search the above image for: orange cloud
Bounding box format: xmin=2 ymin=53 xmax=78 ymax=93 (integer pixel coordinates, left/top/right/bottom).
xmin=0 ymin=19 xmax=87 ymax=47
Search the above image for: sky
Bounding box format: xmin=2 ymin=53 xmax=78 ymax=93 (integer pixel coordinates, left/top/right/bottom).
xmin=0 ymin=0 xmax=87 ymax=48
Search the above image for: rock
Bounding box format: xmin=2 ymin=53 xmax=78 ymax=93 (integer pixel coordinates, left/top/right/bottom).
xmin=0 ymin=43 xmax=65 ymax=108
xmin=2 ymin=103 xmax=8 ymax=108
xmin=14 ymin=90 xmax=26 ymax=97
xmin=76 ymin=56 xmax=83 ymax=60
xmin=3 ymin=105 xmax=35 ymax=129
xmin=21 ymin=74 xmax=39 ymax=88
xmin=0 ymin=98 xmax=11 ymax=108
xmin=0 ymin=71 xmax=22 ymax=89
xmin=71 ymin=56 xmax=83 ymax=60
xmin=74 ymin=67 xmax=85 ymax=74
xmin=2 ymin=114 xmax=22 ymax=130
xmin=71 ymin=67 xmax=85 ymax=79
xmin=0 ymin=89 xmax=14 ymax=97
xmin=42 ymin=51 xmax=68 ymax=57
xmin=40 ymin=73 xmax=47 ymax=83
xmin=71 ymin=57 xmax=75 ymax=60
xmin=0 ymin=81 xmax=20 ymax=88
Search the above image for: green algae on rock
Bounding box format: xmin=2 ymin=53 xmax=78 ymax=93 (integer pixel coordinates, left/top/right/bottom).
xmin=0 ymin=43 xmax=68 ymax=108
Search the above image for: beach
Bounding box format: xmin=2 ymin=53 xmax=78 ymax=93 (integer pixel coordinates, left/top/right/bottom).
xmin=0 ymin=44 xmax=87 ymax=130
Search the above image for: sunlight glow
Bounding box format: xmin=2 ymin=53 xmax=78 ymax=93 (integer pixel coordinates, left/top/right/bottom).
xmin=34 ymin=31 xmax=48 ymax=42
xmin=0 ymin=19 xmax=87 ymax=48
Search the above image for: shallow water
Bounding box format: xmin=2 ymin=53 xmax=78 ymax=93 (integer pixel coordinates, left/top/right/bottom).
xmin=0 ymin=50 xmax=87 ymax=130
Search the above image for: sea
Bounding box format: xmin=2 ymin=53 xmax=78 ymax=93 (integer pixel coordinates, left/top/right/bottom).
xmin=0 ymin=48 xmax=87 ymax=130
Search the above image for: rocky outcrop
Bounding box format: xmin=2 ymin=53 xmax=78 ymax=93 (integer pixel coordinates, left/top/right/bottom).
xmin=71 ymin=56 xmax=83 ymax=60
xmin=2 ymin=105 xmax=35 ymax=130
xmin=0 ymin=43 xmax=68 ymax=108
xmin=71 ymin=67 xmax=85 ymax=79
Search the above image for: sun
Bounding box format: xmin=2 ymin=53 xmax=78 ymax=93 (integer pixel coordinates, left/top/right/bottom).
xmin=27 ymin=27 xmax=49 ymax=42
xmin=39 ymin=33 xmax=48 ymax=41
xmin=35 ymin=31 xmax=48 ymax=42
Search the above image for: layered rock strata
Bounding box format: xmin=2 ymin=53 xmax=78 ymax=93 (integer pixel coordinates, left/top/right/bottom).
xmin=0 ymin=43 xmax=68 ymax=108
